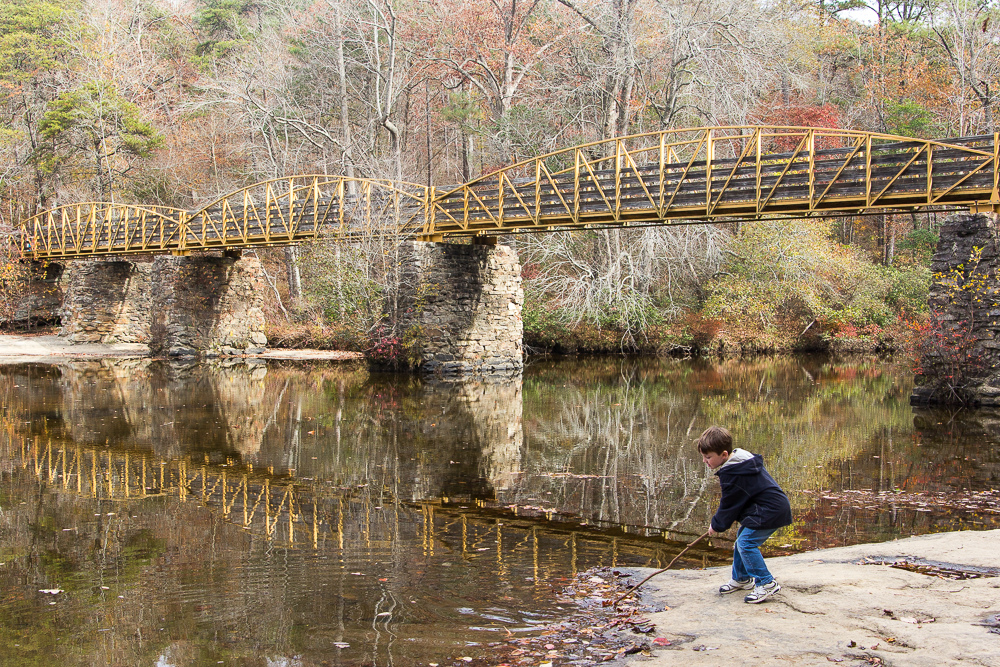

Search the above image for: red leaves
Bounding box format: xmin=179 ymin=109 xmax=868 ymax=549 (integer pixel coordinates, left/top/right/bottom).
xmin=758 ymin=99 xmax=843 ymax=150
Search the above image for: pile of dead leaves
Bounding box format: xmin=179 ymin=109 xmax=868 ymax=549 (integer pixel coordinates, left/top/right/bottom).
xmin=433 ymin=567 xmax=680 ymax=666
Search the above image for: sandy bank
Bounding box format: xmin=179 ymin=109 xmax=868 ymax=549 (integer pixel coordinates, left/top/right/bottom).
xmin=0 ymin=334 xmax=362 ymax=363
xmin=625 ymin=529 xmax=1000 ymax=666
xmin=0 ymin=334 xmax=150 ymax=362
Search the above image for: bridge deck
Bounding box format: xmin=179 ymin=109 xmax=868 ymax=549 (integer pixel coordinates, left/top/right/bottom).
xmin=17 ymin=127 xmax=1000 ymax=259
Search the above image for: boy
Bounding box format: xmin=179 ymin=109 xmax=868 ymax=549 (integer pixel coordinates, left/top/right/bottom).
xmin=698 ymin=426 xmax=792 ymax=604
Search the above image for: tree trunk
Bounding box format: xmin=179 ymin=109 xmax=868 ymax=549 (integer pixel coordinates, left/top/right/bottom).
xmin=285 ymin=245 xmax=303 ymax=303
xmin=886 ymin=223 xmax=896 ymax=267
xmin=335 ymin=243 xmax=345 ymax=319
xmin=461 ymin=128 xmax=470 ymax=181
xmin=335 ymin=3 xmax=357 ymax=195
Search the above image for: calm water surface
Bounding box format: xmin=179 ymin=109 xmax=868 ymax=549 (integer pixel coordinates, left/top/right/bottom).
xmin=0 ymin=355 xmax=997 ymax=666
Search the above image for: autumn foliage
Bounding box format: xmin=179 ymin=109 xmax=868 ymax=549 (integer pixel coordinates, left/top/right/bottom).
xmin=0 ymin=0 xmax=988 ymax=349
xmin=760 ymin=100 xmax=843 ymax=150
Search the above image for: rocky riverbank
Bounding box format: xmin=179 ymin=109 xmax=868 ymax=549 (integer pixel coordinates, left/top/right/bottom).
xmin=624 ymin=529 xmax=1000 ymax=667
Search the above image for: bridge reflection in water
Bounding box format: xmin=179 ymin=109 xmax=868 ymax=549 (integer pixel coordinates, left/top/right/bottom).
xmin=7 ymin=435 xmax=714 ymax=573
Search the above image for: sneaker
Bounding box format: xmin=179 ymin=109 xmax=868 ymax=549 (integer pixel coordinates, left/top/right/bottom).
xmin=744 ymin=580 xmax=780 ymax=604
xmin=719 ymin=578 xmax=755 ymax=594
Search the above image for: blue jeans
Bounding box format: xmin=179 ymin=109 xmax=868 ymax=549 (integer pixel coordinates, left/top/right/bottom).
xmin=732 ymin=526 xmax=778 ymax=586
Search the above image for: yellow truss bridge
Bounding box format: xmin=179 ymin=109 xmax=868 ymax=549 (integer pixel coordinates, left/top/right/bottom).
xmin=17 ymin=126 xmax=1000 ymax=260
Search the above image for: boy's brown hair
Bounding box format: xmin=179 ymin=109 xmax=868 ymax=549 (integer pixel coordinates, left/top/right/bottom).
xmin=696 ymin=426 xmax=733 ymax=455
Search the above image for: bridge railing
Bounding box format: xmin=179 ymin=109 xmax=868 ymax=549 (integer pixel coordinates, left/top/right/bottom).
xmin=15 ymin=127 xmax=1000 ymax=258
xmin=183 ymin=175 xmax=432 ymax=251
xmin=17 ymin=177 xmax=433 ymax=259
xmin=429 ymin=126 xmax=1000 ymax=235
xmin=14 ymin=203 xmax=189 ymax=258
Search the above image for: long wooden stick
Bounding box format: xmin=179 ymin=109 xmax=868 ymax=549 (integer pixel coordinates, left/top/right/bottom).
xmin=611 ymin=530 xmax=712 ymax=608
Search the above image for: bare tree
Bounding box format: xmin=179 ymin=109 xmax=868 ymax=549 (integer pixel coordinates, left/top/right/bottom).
xmin=556 ymin=0 xmax=641 ymax=140
xmin=429 ymin=0 xmax=577 ymax=163
xmin=359 ymin=0 xmax=406 ymax=182
xmin=649 ymin=0 xmax=792 ymax=128
xmin=929 ymin=0 xmax=1000 ymax=134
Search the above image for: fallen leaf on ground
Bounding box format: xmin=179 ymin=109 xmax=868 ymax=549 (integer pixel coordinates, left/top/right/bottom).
xmin=898 ymin=616 xmax=934 ymax=624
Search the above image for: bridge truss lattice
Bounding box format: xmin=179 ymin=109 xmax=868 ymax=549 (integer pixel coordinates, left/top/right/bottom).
xmin=16 ymin=126 xmax=1000 ymax=260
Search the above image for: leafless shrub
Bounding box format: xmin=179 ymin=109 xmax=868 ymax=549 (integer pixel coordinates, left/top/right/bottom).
xmin=515 ymin=225 xmax=730 ymax=346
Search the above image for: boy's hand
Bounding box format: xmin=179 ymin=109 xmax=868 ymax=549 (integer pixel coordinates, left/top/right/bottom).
xmin=707 ymin=526 xmax=718 ymax=536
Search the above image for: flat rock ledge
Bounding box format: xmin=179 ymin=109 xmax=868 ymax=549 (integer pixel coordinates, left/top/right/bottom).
xmin=626 ymin=529 xmax=1000 ymax=667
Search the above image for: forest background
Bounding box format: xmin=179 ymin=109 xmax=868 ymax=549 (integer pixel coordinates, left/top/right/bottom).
xmin=1 ymin=0 xmax=997 ymax=359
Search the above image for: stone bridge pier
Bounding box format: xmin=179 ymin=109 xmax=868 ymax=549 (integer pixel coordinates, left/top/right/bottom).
xmin=60 ymin=253 xmax=268 ymax=356
xmin=56 ymin=240 xmax=523 ymax=369
xmin=912 ymin=212 xmax=1000 ymax=406
xmin=397 ymin=239 xmax=524 ymax=377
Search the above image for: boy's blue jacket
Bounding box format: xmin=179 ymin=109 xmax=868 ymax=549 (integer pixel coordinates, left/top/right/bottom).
xmin=711 ymin=453 xmax=792 ymax=533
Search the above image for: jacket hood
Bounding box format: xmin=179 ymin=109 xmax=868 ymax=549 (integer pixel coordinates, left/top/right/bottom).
xmin=716 ymin=449 xmax=763 ymax=476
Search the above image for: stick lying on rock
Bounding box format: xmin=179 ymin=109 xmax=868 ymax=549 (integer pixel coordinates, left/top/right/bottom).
xmin=609 ymin=530 xmax=712 ymax=608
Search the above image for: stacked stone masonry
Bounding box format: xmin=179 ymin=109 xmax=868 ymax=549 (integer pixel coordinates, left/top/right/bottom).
xmin=11 ymin=262 xmax=66 ymax=326
xmin=398 ymin=241 xmax=524 ymax=377
xmin=59 ymin=261 xmax=153 ymax=343
xmin=912 ymin=212 xmax=1000 ymax=406
xmin=59 ymin=254 xmax=267 ymax=356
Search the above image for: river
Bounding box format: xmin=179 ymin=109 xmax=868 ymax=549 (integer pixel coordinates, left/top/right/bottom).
xmin=0 ymin=355 xmax=996 ymax=666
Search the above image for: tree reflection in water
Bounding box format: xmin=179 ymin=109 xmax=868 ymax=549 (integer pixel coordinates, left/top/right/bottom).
xmin=0 ymin=356 xmax=996 ymax=665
